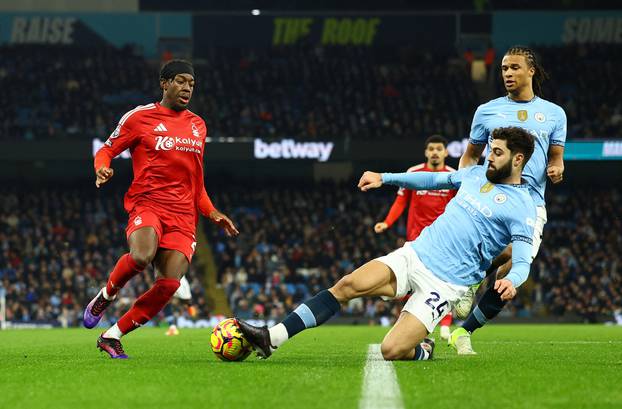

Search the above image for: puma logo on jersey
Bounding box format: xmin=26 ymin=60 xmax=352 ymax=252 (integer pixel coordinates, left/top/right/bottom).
xmin=154 ymin=123 xmax=168 ymax=132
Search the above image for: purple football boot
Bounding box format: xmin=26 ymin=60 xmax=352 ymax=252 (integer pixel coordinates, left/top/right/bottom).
xmin=97 ymin=334 xmax=129 ymax=359
xmin=83 ymin=289 xmax=113 ymax=329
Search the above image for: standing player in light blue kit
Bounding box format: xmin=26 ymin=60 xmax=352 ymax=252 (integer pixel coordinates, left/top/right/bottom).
xmin=449 ymin=46 xmax=566 ymax=354
xmin=236 ymin=127 xmax=536 ymax=361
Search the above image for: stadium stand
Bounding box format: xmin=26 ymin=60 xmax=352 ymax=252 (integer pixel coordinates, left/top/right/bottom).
xmin=2 ymin=44 xmax=620 ymax=141
xmin=1 ymin=183 xmax=620 ymax=326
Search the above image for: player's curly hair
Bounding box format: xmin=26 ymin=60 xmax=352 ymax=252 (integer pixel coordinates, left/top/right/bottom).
xmin=492 ymin=127 xmax=535 ymax=168
xmin=505 ymin=46 xmax=549 ymax=97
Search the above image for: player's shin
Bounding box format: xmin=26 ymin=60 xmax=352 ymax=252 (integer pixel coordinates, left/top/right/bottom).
xmin=462 ymin=285 xmax=507 ymax=333
xmin=104 ymin=253 xmax=146 ymax=299
xmin=269 ymin=289 xmax=341 ymax=348
xmin=112 ymin=278 xmax=181 ymax=337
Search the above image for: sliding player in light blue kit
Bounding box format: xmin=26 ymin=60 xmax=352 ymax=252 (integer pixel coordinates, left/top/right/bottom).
xmin=449 ymin=46 xmax=567 ymax=354
xmin=237 ymin=127 xmax=536 ymax=361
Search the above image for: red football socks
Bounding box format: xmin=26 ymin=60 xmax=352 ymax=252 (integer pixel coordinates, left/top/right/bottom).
xmin=440 ymin=312 xmax=453 ymax=327
xmin=105 ymin=253 xmax=146 ymax=297
xmin=116 ymin=278 xmax=180 ymax=335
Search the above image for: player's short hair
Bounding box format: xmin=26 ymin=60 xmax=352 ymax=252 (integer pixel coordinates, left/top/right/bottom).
xmin=505 ymin=46 xmax=549 ymax=97
xmin=491 ymin=127 xmax=534 ymax=167
xmin=160 ymin=59 xmax=195 ymax=81
xmin=424 ymin=134 xmax=448 ymax=148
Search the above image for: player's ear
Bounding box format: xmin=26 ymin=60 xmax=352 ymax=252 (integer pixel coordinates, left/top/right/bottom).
xmin=514 ymin=152 xmax=524 ymax=168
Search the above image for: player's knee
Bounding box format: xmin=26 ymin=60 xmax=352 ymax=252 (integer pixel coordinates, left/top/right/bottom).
xmin=330 ymin=274 xmax=357 ymax=301
xmin=380 ymin=341 xmax=407 ymax=361
xmin=129 ymin=249 xmax=155 ymax=267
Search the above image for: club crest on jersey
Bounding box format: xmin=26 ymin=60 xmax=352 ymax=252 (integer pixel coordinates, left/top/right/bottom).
xmin=535 ymin=112 xmax=546 ymax=123
xmin=480 ymin=182 xmax=494 ymax=193
xmin=494 ymin=193 xmax=507 ymax=204
xmin=192 ymin=123 xmax=200 ymax=137
xmin=517 ymin=110 xmax=528 ymax=122
xmin=134 ymin=216 xmax=142 ymax=226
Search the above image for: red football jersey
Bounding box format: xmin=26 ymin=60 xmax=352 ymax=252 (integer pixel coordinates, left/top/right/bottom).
xmin=95 ymin=102 xmax=209 ymax=218
xmin=383 ymin=163 xmax=456 ymax=241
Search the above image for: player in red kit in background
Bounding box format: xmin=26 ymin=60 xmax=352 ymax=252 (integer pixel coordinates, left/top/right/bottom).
xmin=83 ymin=60 xmax=239 ymax=359
xmin=374 ymin=135 xmax=456 ymax=339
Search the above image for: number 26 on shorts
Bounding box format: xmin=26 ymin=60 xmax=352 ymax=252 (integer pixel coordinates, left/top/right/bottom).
xmin=424 ymin=291 xmax=449 ymax=321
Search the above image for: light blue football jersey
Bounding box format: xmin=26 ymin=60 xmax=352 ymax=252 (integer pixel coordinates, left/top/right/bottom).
xmin=382 ymin=166 xmax=537 ymax=287
xmin=470 ymin=96 xmax=567 ymax=206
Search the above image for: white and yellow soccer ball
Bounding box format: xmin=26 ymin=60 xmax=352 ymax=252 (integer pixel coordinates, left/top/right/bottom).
xmin=210 ymin=318 xmax=253 ymax=362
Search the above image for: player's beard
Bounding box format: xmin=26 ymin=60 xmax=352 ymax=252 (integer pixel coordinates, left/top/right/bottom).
xmin=486 ymin=160 xmax=512 ymax=183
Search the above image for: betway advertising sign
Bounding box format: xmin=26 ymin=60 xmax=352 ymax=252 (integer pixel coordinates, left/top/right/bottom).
xmin=90 ymin=137 xmax=621 ymax=162
xmin=253 ymin=138 xmax=334 ymax=162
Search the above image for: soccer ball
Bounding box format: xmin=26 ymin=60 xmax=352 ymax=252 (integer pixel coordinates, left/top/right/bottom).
xmin=210 ymin=318 xmax=253 ymax=361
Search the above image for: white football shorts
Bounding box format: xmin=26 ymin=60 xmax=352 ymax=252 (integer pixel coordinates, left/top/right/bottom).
xmin=375 ymin=244 xmax=468 ymax=332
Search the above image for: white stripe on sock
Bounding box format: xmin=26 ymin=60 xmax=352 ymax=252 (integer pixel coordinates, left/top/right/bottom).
xmin=268 ymin=323 xmax=289 ymax=348
xmin=359 ymin=344 xmax=404 ymax=409
xmin=103 ymin=323 xmax=123 ymax=340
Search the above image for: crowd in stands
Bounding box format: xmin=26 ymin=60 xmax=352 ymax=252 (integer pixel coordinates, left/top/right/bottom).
xmin=0 ymin=186 xmax=207 ymax=328
xmin=0 ymin=182 xmax=620 ymax=327
xmin=1 ymin=43 xmax=620 ymax=142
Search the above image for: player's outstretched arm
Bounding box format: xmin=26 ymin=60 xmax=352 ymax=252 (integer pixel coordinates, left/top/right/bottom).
xmin=376 ymin=171 xmax=455 ymax=191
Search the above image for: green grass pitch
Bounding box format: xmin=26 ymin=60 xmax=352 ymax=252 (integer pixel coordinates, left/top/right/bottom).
xmin=1 ymin=325 xmax=621 ymax=409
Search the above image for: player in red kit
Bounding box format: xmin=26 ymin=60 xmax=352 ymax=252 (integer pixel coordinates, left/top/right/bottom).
xmin=374 ymin=135 xmax=456 ymax=339
xmin=83 ymin=60 xmax=239 ymax=359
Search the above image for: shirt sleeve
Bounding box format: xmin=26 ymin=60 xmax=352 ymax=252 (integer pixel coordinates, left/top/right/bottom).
xmin=550 ymin=107 xmax=567 ymax=147
xmin=469 ymin=105 xmax=489 ymax=145
xmin=504 ymin=240 xmax=532 ymax=288
xmin=504 ymin=204 xmax=537 ymax=287
xmin=383 ymin=190 xmax=410 ymax=227
xmin=94 ymin=111 xmax=141 ymax=170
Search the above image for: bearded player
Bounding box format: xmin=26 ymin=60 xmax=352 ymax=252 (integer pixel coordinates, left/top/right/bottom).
xmin=83 ymin=60 xmax=239 ymax=359
xmin=449 ymin=46 xmax=566 ymax=354
xmin=238 ymin=127 xmax=536 ymax=362
xmin=374 ymin=135 xmax=456 ymax=339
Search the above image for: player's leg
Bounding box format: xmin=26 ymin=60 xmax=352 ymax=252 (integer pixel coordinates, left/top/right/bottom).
xmin=237 ymin=259 xmax=399 ymax=358
xmin=451 ymin=206 xmax=547 ymax=354
xmin=97 ymin=249 xmax=188 ymax=358
xmin=459 ymin=246 xmax=512 ymax=332
xmin=97 ymin=225 xmax=194 ymax=358
xmin=83 ymin=223 xmax=159 ymax=329
xmin=114 ymin=249 xmax=187 ymax=334
xmin=380 ymin=312 xmax=434 ymax=361
xmin=166 ymin=275 xmax=192 ymax=335
xmin=439 ymin=311 xmax=453 ymax=340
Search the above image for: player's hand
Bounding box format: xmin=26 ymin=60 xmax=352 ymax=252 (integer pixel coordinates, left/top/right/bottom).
xmin=358 ymin=171 xmax=383 ymax=192
xmin=374 ymin=222 xmax=388 ymax=233
xmin=546 ymin=165 xmax=564 ymax=184
xmin=494 ymin=279 xmax=517 ymax=301
xmin=209 ymin=210 xmax=239 ymax=237
xmin=95 ymin=166 xmax=114 ymax=188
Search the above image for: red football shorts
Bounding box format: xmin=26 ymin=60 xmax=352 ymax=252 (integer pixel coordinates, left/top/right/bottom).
xmin=125 ymin=204 xmax=197 ymax=262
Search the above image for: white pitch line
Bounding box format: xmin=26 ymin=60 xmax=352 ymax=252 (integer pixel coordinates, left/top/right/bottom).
xmin=359 ymin=344 xmax=404 ymax=409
